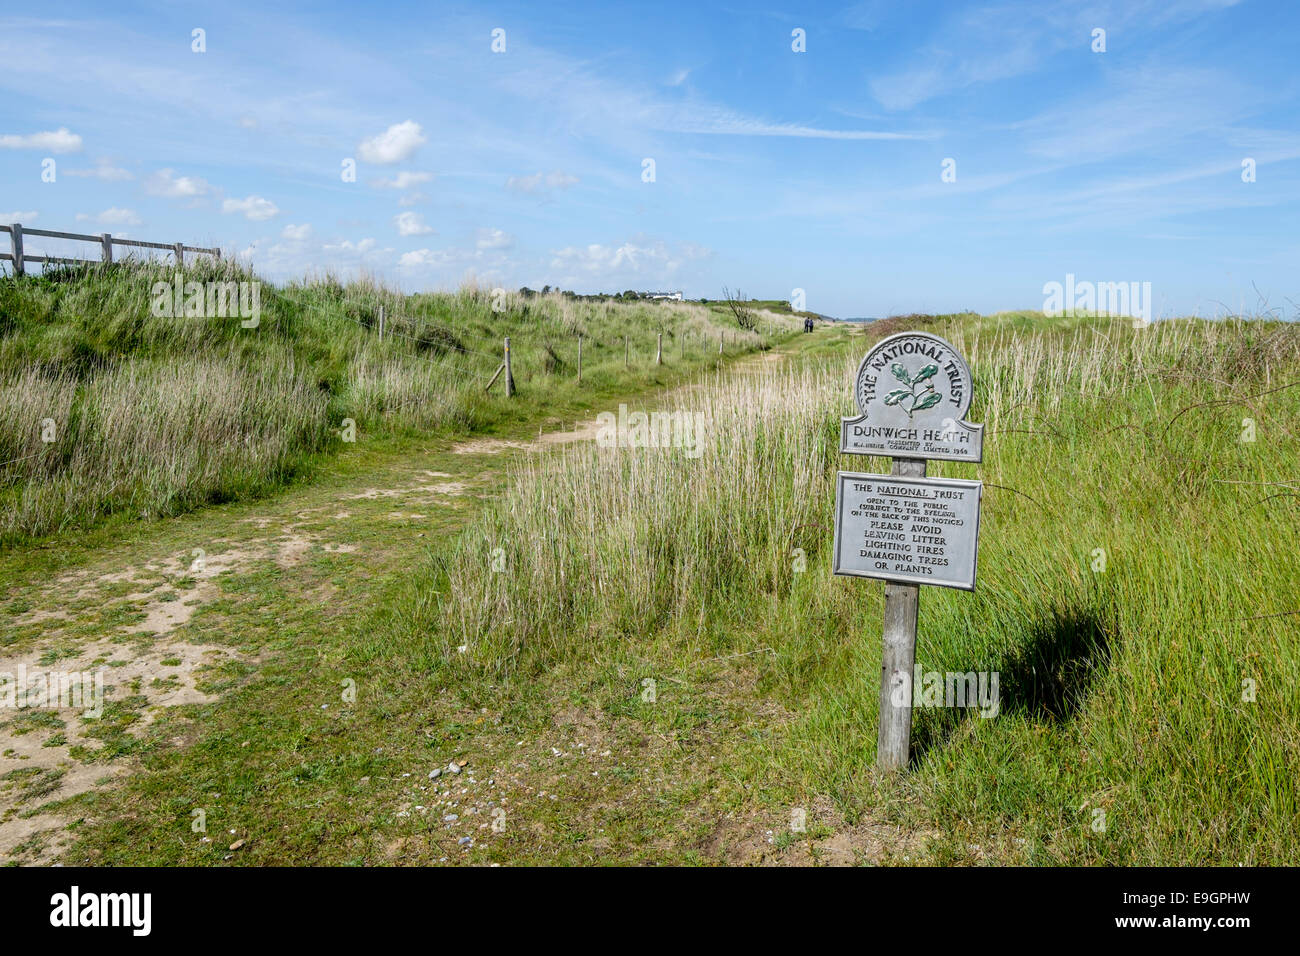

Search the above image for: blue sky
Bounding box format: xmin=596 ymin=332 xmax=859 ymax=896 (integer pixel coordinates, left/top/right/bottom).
xmin=2 ymin=0 xmax=1297 ymax=318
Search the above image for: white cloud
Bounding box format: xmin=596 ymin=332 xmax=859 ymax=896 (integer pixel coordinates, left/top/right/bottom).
xmin=373 ymin=170 xmax=433 ymax=189
xmin=75 ymin=207 xmax=141 ymax=226
xmin=65 ymin=160 xmax=133 ymax=182
xmin=476 ymin=228 xmax=513 ymax=250
xmin=506 ymin=170 xmax=580 ymax=195
xmin=398 ymin=237 xmax=514 ymax=273
xmin=397 ymin=192 xmax=428 ymax=207
xmin=399 ymin=248 xmax=444 ymax=267
xmin=1 ymin=211 xmax=38 ymax=222
xmin=358 ymin=121 xmax=426 ymax=164
xmin=281 ymin=223 xmax=312 ymax=240
xmin=549 ymin=238 xmax=712 ymax=282
xmin=145 ymin=168 xmax=211 ymax=199
xmin=325 ymin=238 xmax=377 ymax=254
xmin=0 ymin=127 xmax=82 ymax=152
xmin=223 ymin=196 xmax=280 ymax=221
xmin=394 ymin=211 xmax=434 ymax=236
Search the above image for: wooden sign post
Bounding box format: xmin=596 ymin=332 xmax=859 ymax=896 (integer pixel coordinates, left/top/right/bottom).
xmin=832 ymin=332 xmax=985 ymax=772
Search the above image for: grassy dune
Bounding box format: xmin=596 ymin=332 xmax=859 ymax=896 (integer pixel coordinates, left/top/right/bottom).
xmin=0 ymin=260 xmax=793 ymax=543
xmin=433 ymin=314 xmax=1300 ymax=864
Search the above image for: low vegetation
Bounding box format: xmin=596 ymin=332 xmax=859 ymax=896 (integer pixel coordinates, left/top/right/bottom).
xmin=0 ymin=259 xmax=795 ymax=543
xmin=7 ymin=262 xmax=1295 ymax=865
xmin=432 ymin=313 xmax=1300 ymax=864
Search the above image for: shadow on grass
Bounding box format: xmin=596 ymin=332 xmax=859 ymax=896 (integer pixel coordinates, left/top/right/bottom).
xmin=998 ymin=605 xmax=1112 ymax=722
xmin=909 ymin=605 xmax=1112 ymax=765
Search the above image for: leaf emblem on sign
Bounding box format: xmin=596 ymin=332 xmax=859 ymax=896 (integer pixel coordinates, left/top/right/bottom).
xmin=883 ymin=363 xmax=943 ymax=418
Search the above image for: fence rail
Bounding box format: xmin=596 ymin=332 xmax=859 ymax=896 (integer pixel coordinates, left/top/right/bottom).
xmin=1 ymin=222 xmax=221 ymax=276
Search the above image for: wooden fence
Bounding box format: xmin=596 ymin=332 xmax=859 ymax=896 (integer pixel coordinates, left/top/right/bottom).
xmin=1 ymin=222 xmax=220 ymax=276
xmin=4 ymin=224 xmax=790 ymax=399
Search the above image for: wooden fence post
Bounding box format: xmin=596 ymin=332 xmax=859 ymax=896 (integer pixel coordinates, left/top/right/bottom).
xmin=174 ymin=242 xmax=184 ymax=267
xmin=101 ymin=233 xmax=113 ymax=265
xmin=505 ymin=336 xmax=514 ymax=397
xmin=11 ymin=223 xmax=24 ymax=277
xmin=577 ymin=335 xmax=583 ymax=384
xmin=657 ymin=332 xmax=662 ymax=365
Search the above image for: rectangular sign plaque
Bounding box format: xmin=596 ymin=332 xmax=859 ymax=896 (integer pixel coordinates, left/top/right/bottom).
xmin=840 ymin=418 xmax=983 ymax=462
xmin=832 ymin=471 xmax=982 ymax=591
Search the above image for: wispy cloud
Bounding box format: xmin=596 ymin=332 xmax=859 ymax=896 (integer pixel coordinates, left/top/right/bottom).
xmin=372 ymin=170 xmax=433 ymax=189
xmin=476 ymin=228 xmax=513 ymax=251
xmin=64 ymin=159 xmax=132 ymax=181
xmin=869 ymin=0 xmax=1247 ymax=110
xmin=0 ymin=127 xmax=82 ymax=152
xmin=76 ymin=207 xmax=141 ymax=226
xmin=506 ymin=170 xmax=580 ymax=195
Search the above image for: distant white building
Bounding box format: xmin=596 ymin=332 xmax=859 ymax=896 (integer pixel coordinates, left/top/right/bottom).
xmin=644 ymin=290 xmax=683 ymax=301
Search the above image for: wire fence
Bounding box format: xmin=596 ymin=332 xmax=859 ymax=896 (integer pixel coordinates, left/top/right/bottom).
xmin=296 ymin=299 xmax=784 ymax=396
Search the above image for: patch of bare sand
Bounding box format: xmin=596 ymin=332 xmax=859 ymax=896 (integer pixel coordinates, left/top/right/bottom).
xmin=9 ymin=608 xmax=72 ymax=628
xmin=345 ymin=481 xmax=466 ymax=501
xmin=0 ymin=526 xmax=354 ymax=863
xmin=535 ymin=420 xmax=602 ymax=445
xmin=0 ymin=634 xmax=243 ymax=862
xmin=131 ymin=546 xmax=258 ymax=634
xmin=449 ymin=437 xmax=531 ymax=455
xmin=448 ymin=352 xmax=780 ymax=458
xmin=700 ymin=794 xmax=936 ymax=866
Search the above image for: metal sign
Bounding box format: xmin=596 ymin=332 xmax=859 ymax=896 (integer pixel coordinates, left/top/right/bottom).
xmin=833 ymin=472 xmax=982 ymax=591
xmin=830 ymin=330 xmax=986 ymax=772
xmin=840 ymin=331 xmax=983 ymax=462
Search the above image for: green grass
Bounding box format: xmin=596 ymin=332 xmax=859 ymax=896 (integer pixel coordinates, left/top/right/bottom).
xmin=1 ymin=324 xmax=815 ymax=865
xmin=0 ymin=259 xmax=797 ymax=544
xmin=7 ymin=302 xmax=1296 ymax=866
xmin=429 ymin=313 xmax=1300 ymax=864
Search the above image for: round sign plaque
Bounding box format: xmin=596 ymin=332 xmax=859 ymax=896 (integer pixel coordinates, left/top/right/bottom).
xmin=853 ymin=331 xmax=973 ymax=422
xmin=841 ymin=330 xmax=983 ymax=462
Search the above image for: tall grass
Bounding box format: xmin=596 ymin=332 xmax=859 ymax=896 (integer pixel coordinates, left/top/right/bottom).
xmin=436 ymin=315 xmax=1300 ymax=864
xmin=0 ymin=260 xmax=793 ymax=542
xmin=1 ymin=356 xmax=327 ymax=539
